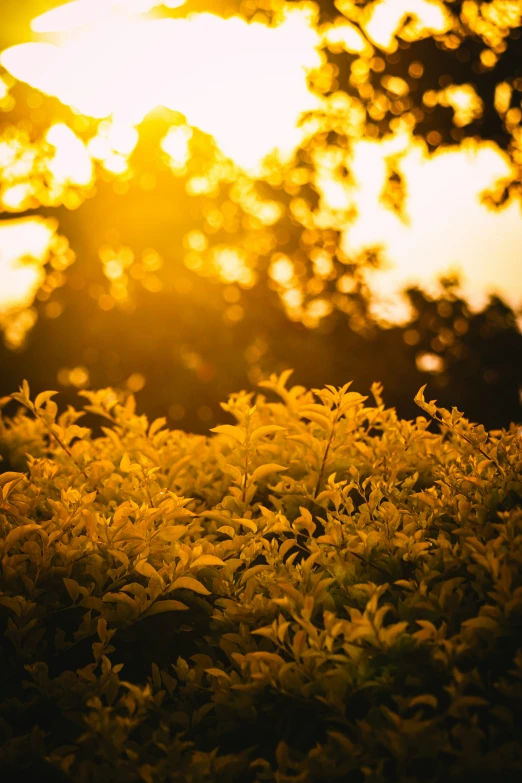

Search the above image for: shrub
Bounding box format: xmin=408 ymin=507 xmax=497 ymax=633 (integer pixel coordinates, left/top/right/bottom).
xmin=0 ymin=373 xmax=521 ymax=782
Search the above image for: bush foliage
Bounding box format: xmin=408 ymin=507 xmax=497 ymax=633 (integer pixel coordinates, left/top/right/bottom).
xmin=0 ymin=373 xmax=521 ymax=782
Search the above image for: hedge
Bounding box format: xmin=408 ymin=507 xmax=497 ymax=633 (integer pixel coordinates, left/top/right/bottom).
xmin=0 ymin=372 xmax=521 ymax=782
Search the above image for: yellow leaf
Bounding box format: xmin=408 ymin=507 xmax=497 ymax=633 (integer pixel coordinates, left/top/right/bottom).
xmin=0 ymin=472 xmax=25 ymax=487
xmin=205 ymin=667 xmax=230 ymax=680
xmin=158 ymin=525 xmax=188 ymax=542
xmin=142 ymin=599 xmax=189 ymax=616
xmin=248 ymin=651 xmax=285 ymax=667
xmin=35 ymin=390 xmax=58 ymax=409
xmin=149 ymin=417 xmax=167 ymax=437
xmin=237 ymin=518 xmax=257 ymax=533
xmin=113 ymin=502 xmax=135 ymax=524
xmin=410 ymin=694 xmax=438 ymax=710
xmin=4 ymin=524 xmax=41 ymax=551
xmin=120 ymin=453 xmax=131 ymax=472
xmin=2 ymin=477 xmax=24 ymax=500
xmin=250 ymin=425 xmax=286 ymax=443
xmin=279 ymin=538 xmax=297 ymax=558
xmin=172 ymin=576 xmax=211 ymax=595
xmin=191 ymin=554 xmax=226 ymax=569
xmin=240 ymin=564 xmax=270 ymax=584
xmin=250 ymin=464 xmax=287 ymax=483
xmin=81 ymin=491 xmax=97 ymax=507
xmin=300 ymin=410 xmax=332 ymax=430
xmin=210 ymin=425 xmax=245 ymax=444
xmin=217 ymin=525 xmax=236 ymax=538
xmin=63 ymin=578 xmax=81 ymax=602
xmin=135 ymin=560 xmax=163 ymax=583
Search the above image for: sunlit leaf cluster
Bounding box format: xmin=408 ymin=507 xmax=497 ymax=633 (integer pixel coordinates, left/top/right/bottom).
xmin=1 ymin=373 xmax=521 ymax=779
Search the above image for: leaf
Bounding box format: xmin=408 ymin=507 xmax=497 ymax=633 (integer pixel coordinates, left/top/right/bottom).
xmin=172 ymin=576 xmax=211 ymax=595
xmin=81 ymin=491 xmax=97 ymax=507
xmin=414 ymin=385 xmax=427 ymax=406
xmin=191 ymin=554 xmax=226 ymax=568
xmin=250 ymin=425 xmax=286 ymax=444
xmin=2 ymin=477 xmax=24 ymax=500
xmin=217 ymin=525 xmax=236 ymax=538
xmin=120 ymin=453 xmax=131 ymax=472
xmin=113 ymin=502 xmax=135 ymax=525
xmin=82 ymin=509 xmax=98 ymax=540
xmin=63 ymin=578 xmax=81 ymax=602
xmin=149 ymin=417 xmax=167 ymax=437
xmin=210 ymin=425 xmax=245 ymax=444
xmin=250 ymin=464 xmax=287 ymax=483
xmin=0 ymin=596 xmax=22 ymax=617
xmin=158 ymin=525 xmax=188 ymax=542
xmin=300 ymin=410 xmax=332 ymax=430
xmin=4 ymin=524 xmax=41 ymax=551
xmin=108 ymin=549 xmax=130 ymax=568
xmin=248 ymin=651 xmax=285 ymax=666
xmin=102 ymin=592 xmax=136 ymax=607
xmin=237 ymin=518 xmax=257 ymax=533
xmin=462 ymin=616 xmax=498 ymax=632
xmin=279 ymin=538 xmax=297 ymax=558
xmin=410 ymin=694 xmax=438 ymax=710
xmin=135 ymin=560 xmax=163 ymax=583
xmin=240 ymin=564 xmax=270 ymax=584
xmin=142 ymin=600 xmax=189 ymax=616
xmin=339 ymin=392 xmax=368 ymax=412
xmin=205 ymin=668 xmax=230 ymax=680
xmin=221 ymin=463 xmax=243 ymax=482
xmin=0 ymin=471 xmax=25 ymax=487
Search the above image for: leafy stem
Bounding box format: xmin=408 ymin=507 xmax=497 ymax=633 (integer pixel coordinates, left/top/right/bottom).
xmin=314 ymin=411 xmax=340 ymax=499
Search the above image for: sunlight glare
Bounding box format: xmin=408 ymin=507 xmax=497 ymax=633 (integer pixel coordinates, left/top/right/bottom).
xmin=364 ymin=0 xmax=452 ymax=51
xmin=2 ymin=7 xmax=321 ymax=172
xmin=31 ymin=1 xmax=177 ymax=33
xmin=341 ymin=134 xmax=522 ymax=319
xmin=0 ymin=218 xmax=55 ymax=311
xmin=46 ymin=123 xmax=93 ymax=186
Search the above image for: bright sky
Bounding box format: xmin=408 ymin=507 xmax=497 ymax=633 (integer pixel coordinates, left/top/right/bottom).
xmin=0 ymin=0 xmax=521 ymax=324
xmin=0 ymin=218 xmax=55 ymax=311
xmin=1 ymin=3 xmax=321 ymax=170
xmin=342 ymin=134 xmax=522 ymax=318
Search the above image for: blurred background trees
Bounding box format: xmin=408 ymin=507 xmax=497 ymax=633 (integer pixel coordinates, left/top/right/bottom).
xmin=0 ymin=0 xmax=521 ymax=430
